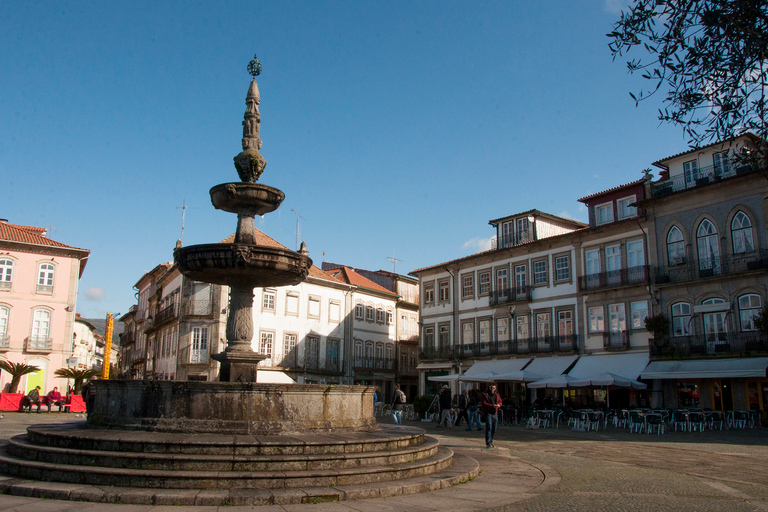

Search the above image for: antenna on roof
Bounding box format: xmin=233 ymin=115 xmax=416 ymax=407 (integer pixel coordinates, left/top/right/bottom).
xmin=291 ymin=209 xmax=305 ymax=251
xmin=46 ymin=225 xmax=55 ymax=238
xmin=387 ymin=255 xmax=402 ymax=273
xmin=176 ymin=199 xmax=198 ymax=246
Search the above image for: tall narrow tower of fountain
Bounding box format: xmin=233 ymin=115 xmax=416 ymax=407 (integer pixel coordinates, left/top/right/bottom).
xmin=174 ymin=55 xmax=312 ymax=382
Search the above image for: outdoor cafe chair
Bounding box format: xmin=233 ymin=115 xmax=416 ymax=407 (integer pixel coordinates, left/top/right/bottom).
xmin=706 ymin=411 xmax=724 ymax=430
xmin=644 ymin=414 xmax=665 ymax=435
xmin=672 ymin=411 xmax=688 ymax=432
xmin=687 ymin=411 xmax=705 ymax=432
xmin=733 ymin=410 xmax=749 ymax=429
xmin=584 ymin=411 xmax=602 ymax=431
xmin=613 ymin=409 xmax=629 ymax=428
xmin=629 ymin=411 xmax=644 ymax=433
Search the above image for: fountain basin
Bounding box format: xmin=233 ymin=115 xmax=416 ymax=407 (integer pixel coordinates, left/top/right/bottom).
xmin=210 ymin=182 xmax=284 ymax=215
xmin=174 ymin=243 xmax=311 ymax=287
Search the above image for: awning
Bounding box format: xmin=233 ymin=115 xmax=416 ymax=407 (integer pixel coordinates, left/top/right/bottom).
xmin=416 ymin=362 xmax=453 ymax=370
xmin=640 ymin=357 xmax=768 ymax=380
xmin=524 ymin=355 xmax=578 ymax=378
xmin=428 ymin=358 xmax=532 ymax=383
xmin=568 ymin=352 xmax=649 ymax=382
xmin=256 ymin=371 xmax=295 ymax=384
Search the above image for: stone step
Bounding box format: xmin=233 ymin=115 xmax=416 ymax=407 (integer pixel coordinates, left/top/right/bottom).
xmin=7 ymin=434 xmax=440 ymax=472
xmin=25 ymin=422 xmax=424 ymax=455
xmin=0 ymin=444 xmax=455 ymax=490
xmin=0 ymin=452 xmax=479 ymax=506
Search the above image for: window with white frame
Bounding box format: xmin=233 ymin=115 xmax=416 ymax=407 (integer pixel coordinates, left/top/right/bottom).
xmin=262 ymin=289 xmax=276 ymax=311
xmin=496 ymin=317 xmax=510 ymax=342
xmin=713 ymin=151 xmax=731 ymax=175
xmin=731 ymin=211 xmax=754 ymax=254
xmin=667 ymin=226 xmax=685 ymax=265
xmin=609 ymin=303 xmax=626 ymax=333
xmin=366 ymin=305 xmax=374 ymax=322
xmin=31 ymin=308 xmax=51 ymax=343
xmin=683 ymin=159 xmax=699 ymax=186
xmin=305 ymin=336 xmax=319 ymax=368
xmin=627 ymin=240 xmax=645 ymax=268
xmin=461 ymin=274 xmax=474 ymax=299
xmin=496 ymin=268 xmax=509 ymax=292
xmin=329 ymin=301 xmax=340 ymax=322
xmin=588 ymin=306 xmax=604 ymax=333
xmin=479 ymin=319 xmax=491 ymax=345
xmin=536 ymin=312 xmax=551 ymax=339
xmin=376 ymin=307 xmax=384 ymax=323
xmin=462 ymin=321 xmax=474 ymax=345
xmin=514 ymin=264 xmax=526 ymax=288
xmin=478 ymin=271 xmax=491 ymax=295
xmin=327 ymin=339 xmax=339 ymax=370
xmin=355 ymin=302 xmax=364 ymax=320
xmin=386 ymin=310 xmax=393 ymax=325
xmin=190 ymin=326 xmax=208 ymax=363
xmin=423 ymin=325 xmax=435 ymax=348
xmin=438 ymin=280 xmax=450 ymax=302
xmin=595 ymin=202 xmax=614 ymax=225
xmin=606 ymin=244 xmax=621 ymax=271
xmin=0 ymin=259 xmax=13 ymax=290
xmin=439 ymin=324 xmax=450 ymax=346
xmin=738 ymin=294 xmax=761 ymax=331
xmin=0 ymin=305 xmax=9 ymax=340
xmin=533 ymin=260 xmax=547 ymax=285
xmin=585 ymin=249 xmax=600 ymax=275
xmin=617 ymin=196 xmax=637 ymax=220
xmin=282 ymin=333 xmax=297 ymax=366
xmin=558 ymin=310 xmax=573 ymax=336
xmin=697 ymin=219 xmax=720 ymax=272
xmin=259 ymin=331 xmax=274 ymax=359
xmin=671 ymin=302 xmax=692 ymax=336
xmin=516 ymin=315 xmax=529 ymax=340
xmin=308 ymin=296 xmax=320 ymax=319
xmin=286 ymin=293 xmax=299 ymax=315
xmin=354 ymin=340 xmax=363 ymax=366
xmin=424 ymin=282 xmax=435 ymax=305
xmin=37 ymin=263 xmax=55 ymax=294
xmin=555 ymin=255 xmax=570 ymax=281
xmin=631 ymin=300 xmax=648 ymax=329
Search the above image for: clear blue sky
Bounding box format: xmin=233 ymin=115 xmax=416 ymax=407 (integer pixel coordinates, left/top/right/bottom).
xmin=1 ymin=1 xmax=686 ymax=319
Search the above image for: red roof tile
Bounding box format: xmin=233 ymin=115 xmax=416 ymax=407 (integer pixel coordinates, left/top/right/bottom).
xmin=327 ymin=266 xmax=397 ymax=296
xmin=0 ymin=222 xmax=89 ymax=252
xmin=577 ymin=179 xmax=646 ymax=203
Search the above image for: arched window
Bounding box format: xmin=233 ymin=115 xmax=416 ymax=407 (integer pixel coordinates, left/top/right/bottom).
xmin=36 ymin=263 xmax=55 ymax=294
xmin=0 ymin=259 xmax=13 ymax=290
xmin=0 ymin=305 xmax=9 ymax=340
xmin=696 ymin=220 xmax=720 ymax=274
xmin=738 ymin=294 xmax=762 ymax=331
xmin=666 ymin=227 xmax=685 ymax=265
xmin=671 ymin=302 xmax=691 ymax=337
xmin=731 ymin=211 xmax=754 ymax=254
xmin=30 ymin=308 xmax=52 ymax=347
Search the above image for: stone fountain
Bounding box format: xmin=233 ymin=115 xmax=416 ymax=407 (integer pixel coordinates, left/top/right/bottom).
xmin=0 ymin=55 xmax=476 ymax=506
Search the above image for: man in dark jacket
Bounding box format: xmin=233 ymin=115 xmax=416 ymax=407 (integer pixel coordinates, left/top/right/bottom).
xmin=454 ymin=389 xmax=469 ymax=426
xmin=481 ymin=383 xmax=502 ymax=447
xmin=437 ymin=385 xmax=453 ymax=428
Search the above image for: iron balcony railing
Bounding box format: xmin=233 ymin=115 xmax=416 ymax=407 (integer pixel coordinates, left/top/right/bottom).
xmin=651 ymin=161 xmax=759 ymax=198
xmin=489 ymin=285 xmax=533 ymax=306
xmin=26 ymin=336 xmax=52 ymax=351
xmin=121 ymin=331 xmax=135 ymax=346
xmin=655 ymin=250 xmax=768 ymax=285
xmin=579 ymin=265 xmax=649 ymax=292
xmin=493 ymin=231 xmax=534 ymax=249
xmin=300 ymin=358 xmax=343 ymax=374
xmin=422 ymin=335 xmax=578 ymax=360
xmin=183 ymin=299 xmax=214 ymax=316
xmin=650 ymin=331 xmax=768 ymax=358
xmin=353 ymin=357 xmax=396 ymax=371
xmin=603 ymin=331 xmax=630 ymax=350
xmin=154 ymin=304 xmax=177 ymax=326
xmin=129 ymin=350 xmax=146 ymax=363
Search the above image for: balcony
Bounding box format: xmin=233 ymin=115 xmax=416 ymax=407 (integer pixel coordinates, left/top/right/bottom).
xmin=420 ymin=344 xmax=456 ymax=360
xmin=651 ymin=161 xmax=759 ymax=198
xmin=579 ymin=265 xmax=649 ymax=292
xmin=129 ymin=350 xmax=146 ymax=363
xmin=120 ymin=331 xmax=135 ymax=346
xmin=188 ymin=350 xmax=209 ymax=364
xmin=489 ymin=285 xmax=532 ymax=306
xmin=0 ymin=334 xmax=9 ymax=349
xmin=353 ymin=357 xmax=396 ymax=371
xmin=183 ymin=299 xmax=214 ymax=317
xmin=655 ymin=250 xmax=768 ymax=285
xmin=26 ymin=336 xmax=52 ymax=352
xmin=422 ymin=336 xmax=579 ymax=360
xmin=300 ymin=358 xmax=344 ymax=374
xmin=603 ymin=331 xmax=630 ymax=350
xmin=146 ymin=304 xmax=177 ymax=332
xmin=650 ymin=331 xmax=768 ymax=358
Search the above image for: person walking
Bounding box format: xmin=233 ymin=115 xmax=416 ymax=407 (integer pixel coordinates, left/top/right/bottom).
xmin=481 ymin=383 xmax=502 ymax=448
xmin=437 ymin=385 xmax=453 ymax=428
xmin=391 ymin=384 xmax=406 ymax=425
xmin=454 ymin=389 xmax=469 ymax=426
xmin=466 ymin=389 xmax=482 ymax=431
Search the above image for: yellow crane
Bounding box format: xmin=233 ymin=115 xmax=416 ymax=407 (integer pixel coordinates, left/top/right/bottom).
xmin=102 ymin=313 xmax=114 ymax=379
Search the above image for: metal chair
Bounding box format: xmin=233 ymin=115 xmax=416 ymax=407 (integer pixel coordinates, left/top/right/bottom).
xmin=687 ymin=411 xmax=705 ymax=432
xmin=672 ymin=411 xmax=688 ymax=432
xmin=629 ymin=411 xmax=644 ymax=433
xmin=644 ymin=414 xmax=665 ymax=435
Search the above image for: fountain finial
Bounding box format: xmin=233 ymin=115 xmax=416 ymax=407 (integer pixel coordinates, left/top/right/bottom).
xmin=234 ymin=54 xmax=267 ymax=183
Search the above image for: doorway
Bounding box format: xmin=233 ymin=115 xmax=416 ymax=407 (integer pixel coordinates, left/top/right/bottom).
xmin=712 ymin=380 xmax=733 ymax=410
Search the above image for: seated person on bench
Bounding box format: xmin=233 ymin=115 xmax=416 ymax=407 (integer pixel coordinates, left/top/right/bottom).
xmin=23 ymin=386 xmax=42 ymax=412
xmin=46 ymin=386 xmax=65 ymax=412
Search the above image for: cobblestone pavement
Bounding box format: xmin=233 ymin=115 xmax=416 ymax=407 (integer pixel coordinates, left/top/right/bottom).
xmin=0 ymin=412 xmax=766 ymax=511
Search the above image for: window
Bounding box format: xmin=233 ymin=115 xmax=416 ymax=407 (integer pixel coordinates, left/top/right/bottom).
xmin=697 ymin=219 xmax=720 ymax=273
xmin=308 ymin=296 xmax=320 ymax=319
xmin=516 ymin=315 xmax=529 ymax=340
xmin=386 ymin=310 xmax=393 ymax=325
xmin=31 ymin=308 xmax=51 ymax=342
xmin=501 ymin=221 xmax=514 ymax=247
xmin=588 ymin=306 xmax=604 ymax=333
xmin=423 ymin=325 xmax=434 ymax=348
xmin=439 ymin=324 xmax=450 ymax=347
xmin=424 ymin=282 xmax=435 ymax=305
xmin=596 ymin=202 xmax=614 ymax=225
xmin=536 ymin=312 xmax=551 ymax=339
xmin=461 ymin=274 xmax=474 ymax=299
xmin=0 ymin=305 xmax=9 ymax=340
xmin=702 ymin=298 xmax=727 ymax=345
xmin=731 ymin=211 xmax=754 ymax=254
xmin=478 ymin=319 xmax=491 ymax=345
xmin=286 ymin=293 xmax=299 ymax=315
xmin=496 ymin=317 xmax=510 ymax=342
xmin=355 ymin=302 xmax=364 ymax=320
xmin=555 ymin=255 xmax=570 ymax=281
xmin=533 ymin=260 xmax=547 ymax=285
xmin=327 ymin=339 xmax=339 ymax=371
xmin=739 ymin=294 xmax=762 ymax=331
xmin=515 ymin=218 xmax=530 ymax=244
xmin=683 ymin=159 xmax=699 ymax=187
xmin=305 ymin=336 xmax=319 ymax=368
xmin=631 ymin=301 xmax=648 ymax=329
xmin=190 ymin=326 xmax=208 ymax=363
xmin=259 ymin=331 xmax=274 ymax=359
xmin=478 ymin=271 xmax=491 ymax=295
xmin=329 ymin=301 xmax=340 ymax=322
xmin=462 ymin=321 xmax=474 ymax=345
xmin=667 ymin=226 xmax=685 ymax=265
xmin=558 ymin=310 xmax=573 ymax=336
xmin=282 ymin=333 xmax=297 ymax=366
xmin=376 ymin=307 xmax=384 ymax=323
xmin=262 ymin=289 xmax=275 ymax=311
xmin=671 ymin=302 xmax=692 ymax=336
xmin=713 ymin=151 xmax=731 ymax=175
xmin=609 ymin=303 xmax=626 ymax=333
xmin=605 ymin=244 xmax=621 ymax=271
xmin=617 ymin=195 xmax=637 ymax=220
xmin=0 ymin=259 xmax=13 ymax=290
xmin=438 ymin=280 xmax=450 ymax=302
xmin=627 ymin=240 xmax=644 ymax=268
xmin=514 ymin=264 xmax=526 ymax=288
xmin=366 ymin=305 xmax=374 ymax=322
xmin=354 ymin=340 xmax=363 ymax=366
xmin=585 ymin=249 xmax=600 ymax=275
xmin=496 ymin=268 xmax=508 ymax=292
xmin=37 ymin=263 xmax=55 ymax=294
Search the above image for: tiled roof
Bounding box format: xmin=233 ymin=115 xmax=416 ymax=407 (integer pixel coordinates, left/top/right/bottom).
xmin=577 ymin=179 xmax=646 ymax=203
xmin=0 ymin=222 xmax=89 ymax=253
xmin=652 ymin=132 xmax=763 ymax=168
xmin=326 ymin=266 xmax=397 ymax=296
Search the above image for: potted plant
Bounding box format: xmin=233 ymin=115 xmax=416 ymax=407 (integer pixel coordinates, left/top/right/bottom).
xmin=54 ymin=368 xmax=101 ymax=395
xmin=644 ymin=313 xmax=670 ymax=343
xmin=0 ymin=361 xmax=40 ymax=394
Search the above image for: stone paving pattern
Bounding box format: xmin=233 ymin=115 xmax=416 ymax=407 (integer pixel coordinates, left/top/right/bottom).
xmin=0 ymin=412 xmax=766 ymax=511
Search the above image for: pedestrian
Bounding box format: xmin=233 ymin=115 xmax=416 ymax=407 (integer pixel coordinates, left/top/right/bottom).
xmin=437 ymin=385 xmax=453 ymax=428
xmin=467 ymin=389 xmax=482 ymax=431
xmin=391 ymin=384 xmax=406 ymax=425
xmin=481 ymin=383 xmax=502 ymax=448
xmin=454 ymin=389 xmax=468 ymax=426
xmin=46 ymin=386 xmax=64 ymax=412
xmin=24 ymin=386 xmax=42 ymax=413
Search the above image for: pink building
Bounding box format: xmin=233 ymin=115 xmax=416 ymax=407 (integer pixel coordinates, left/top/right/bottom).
xmin=0 ymin=220 xmax=90 ymax=395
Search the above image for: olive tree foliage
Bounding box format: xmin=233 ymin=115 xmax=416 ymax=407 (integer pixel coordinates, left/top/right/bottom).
xmin=608 ymin=0 xmax=768 ymax=150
